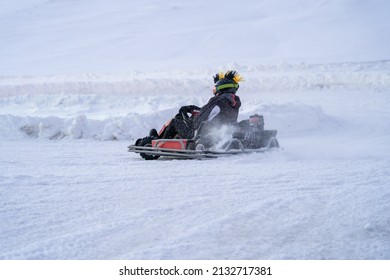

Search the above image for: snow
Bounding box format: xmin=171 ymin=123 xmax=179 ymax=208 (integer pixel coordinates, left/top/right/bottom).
xmin=1 ymin=0 xmax=390 ymax=260
xmin=1 ymin=0 xmax=390 ymax=76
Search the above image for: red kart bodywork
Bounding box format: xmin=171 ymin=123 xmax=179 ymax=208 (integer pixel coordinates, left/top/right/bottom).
xmin=152 ymin=139 xmax=188 ymax=150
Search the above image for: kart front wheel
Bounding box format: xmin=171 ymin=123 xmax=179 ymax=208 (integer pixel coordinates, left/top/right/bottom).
xmin=137 ymin=136 xmax=160 ymax=160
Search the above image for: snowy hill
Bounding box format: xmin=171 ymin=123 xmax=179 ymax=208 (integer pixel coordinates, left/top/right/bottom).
xmin=1 ymin=0 xmax=390 ymax=75
xmin=1 ymin=0 xmax=390 ymax=260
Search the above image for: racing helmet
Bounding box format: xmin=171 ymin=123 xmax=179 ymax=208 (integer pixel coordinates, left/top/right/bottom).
xmin=213 ymin=70 xmax=243 ymax=95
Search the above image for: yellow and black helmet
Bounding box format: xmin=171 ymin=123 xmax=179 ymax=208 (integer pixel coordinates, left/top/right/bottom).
xmin=213 ymin=70 xmax=244 ymax=94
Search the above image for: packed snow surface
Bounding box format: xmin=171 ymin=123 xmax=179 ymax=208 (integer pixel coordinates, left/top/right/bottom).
xmin=1 ymin=0 xmax=390 ymax=259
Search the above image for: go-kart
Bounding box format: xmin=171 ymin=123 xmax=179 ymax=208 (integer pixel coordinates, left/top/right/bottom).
xmin=128 ymin=114 xmax=279 ymax=160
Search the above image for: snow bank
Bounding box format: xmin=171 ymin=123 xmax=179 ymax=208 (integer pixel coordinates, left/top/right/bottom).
xmin=1 ymin=61 xmax=390 ymax=96
xmin=1 ymin=61 xmax=388 ymax=141
xmin=0 ymin=113 xmax=160 ymax=141
xmin=0 ymin=103 xmax=338 ymax=141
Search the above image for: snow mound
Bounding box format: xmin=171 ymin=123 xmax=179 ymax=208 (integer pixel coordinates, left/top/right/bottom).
xmin=0 ymin=113 xmax=157 ymax=141
xmin=1 ymin=61 xmax=388 ymax=141
xmin=0 ymin=102 xmax=339 ymax=141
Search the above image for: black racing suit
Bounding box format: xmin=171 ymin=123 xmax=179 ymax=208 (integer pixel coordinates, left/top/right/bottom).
xmin=161 ymin=92 xmax=241 ymax=139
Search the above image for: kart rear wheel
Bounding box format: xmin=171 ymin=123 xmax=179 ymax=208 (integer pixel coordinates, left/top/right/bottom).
xmin=267 ymin=137 xmax=280 ymax=149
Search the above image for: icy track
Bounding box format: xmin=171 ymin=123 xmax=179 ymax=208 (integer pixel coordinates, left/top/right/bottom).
xmin=1 ymin=62 xmax=390 ymax=259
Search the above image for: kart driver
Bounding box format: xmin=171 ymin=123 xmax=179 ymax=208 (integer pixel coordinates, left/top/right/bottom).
xmin=159 ymin=70 xmax=243 ymax=140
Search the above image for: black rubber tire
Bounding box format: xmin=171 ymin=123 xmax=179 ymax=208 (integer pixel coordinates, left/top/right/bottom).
xmin=138 ymin=137 xmax=160 ymax=160
xmin=267 ymin=137 xmax=280 ymax=149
